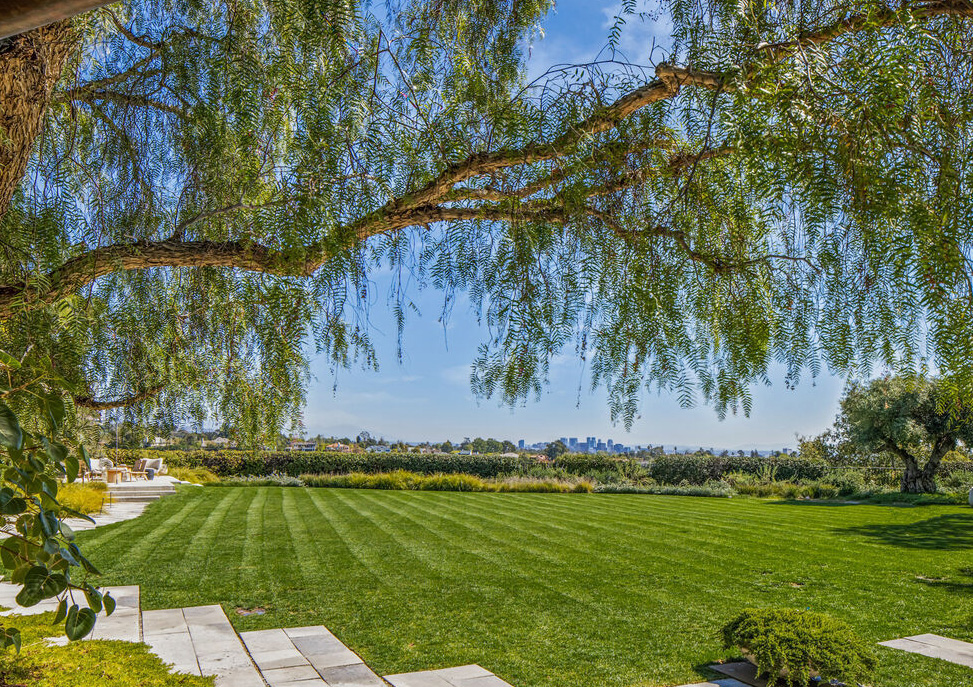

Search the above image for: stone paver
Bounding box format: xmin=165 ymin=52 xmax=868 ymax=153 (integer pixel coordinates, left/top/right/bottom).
xmin=143 ymin=608 xmax=203 ymax=676
xmin=385 ymin=665 xmax=513 ymax=687
xmin=708 ymin=661 xmax=767 ymax=687
xmin=880 ymin=634 xmax=973 ymax=668
xmin=184 ymin=604 xmax=265 ymax=687
xmin=673 ymin=681 xmax=750 ymax=687
xmin=242 ymin=624 xmax=387 ymax=686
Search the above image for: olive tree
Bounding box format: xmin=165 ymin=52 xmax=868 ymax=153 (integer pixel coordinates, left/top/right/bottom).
xmin=839 ymin=376 xmax=973 ymax=493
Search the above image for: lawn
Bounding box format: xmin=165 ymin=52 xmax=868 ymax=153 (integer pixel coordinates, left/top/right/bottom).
xmin=78 ymin=488 xmax=973 ymax=687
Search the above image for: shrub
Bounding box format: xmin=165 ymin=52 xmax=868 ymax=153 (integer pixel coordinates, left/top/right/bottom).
xmin=57 ymin=483 xmax=105 ymax=515
xmin=939 ymin=469 xmax=973 ymax=491
xmin=169 ymin=467 xmax=220 ymax=484
xmin=721 ymin=608 xmax=876 ymax=687
xmin=209 ymin=473 xmax=305 ymax=487
xmin=649 ymin=455 xmax=827 ymax=485
xmin=821 ymin=469 xmax=867 ymax=496
xmin=300 ymin=471 xmax=589 ymax=493
xmin=595 ymin=482 xmax=733 ymax=497
xmin=109 ymin=449 xmax=533 ymax=478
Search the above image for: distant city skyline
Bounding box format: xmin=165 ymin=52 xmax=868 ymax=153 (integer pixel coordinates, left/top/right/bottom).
xmin=301 ymin=0 xmax=851 ymax=447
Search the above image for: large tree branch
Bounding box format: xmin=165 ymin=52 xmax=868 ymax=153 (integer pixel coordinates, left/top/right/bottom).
xmin=59 ymin=87 xmax=187 ymax=118
xmin=74 ymin=383 xmax=164 ymax=410
xmin=1 ymin=0 xmax=970 ymax=319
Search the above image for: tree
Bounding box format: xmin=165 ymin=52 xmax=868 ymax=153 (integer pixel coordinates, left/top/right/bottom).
xmin=0 ymin=0 xmax=972 ymax=448
xmin=838 ymin=376 xmax=973 ymax=493
xmin=545 ymin=440 xmax=568 ymax=459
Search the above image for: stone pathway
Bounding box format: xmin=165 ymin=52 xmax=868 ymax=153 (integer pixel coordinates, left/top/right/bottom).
xmin=880 ymin=634 xmax=973 ymax=669
xmin=241 ymin=626 xmax=386 ymax=686
xmin=673 ymin=681 xmax=749 ymax=687
xmin=386 ymin=665 xmax=515 ymax=687
xmin=708 ymin=661 xmax=765 ymax=687
xmin=144 ymin=605 xmax=264 ymax=686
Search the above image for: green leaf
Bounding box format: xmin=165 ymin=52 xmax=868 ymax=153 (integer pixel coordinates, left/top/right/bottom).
xmin=21 ymin=565 xmax=67 ymax=603
xmin=0 ymin=538 xmax=18 ymax=570
xmin=59 ymin=521 xmax=75 ymax=542
xmin=0 ymin=350 xmax=21 ymax=371
xmin=1 ymin=498 xmax=27 ymax=516
xmin=65 ymin=454 xmax=80 ymax=483
xmin=83 ymin=586 xmax=103 ymax=614
xmin=53 ymin=599 xmax=67 ymax=624
xmin=10 ymin=564 xmax=29 ymax=585
xmin=38 ymin=394 xmax=65 ymax=432
xmin=0 ymin=404 xmax=23 ymax=451
xmin=65 ymin=606 xmax=97 ymax=641
xmin=0 ymin=627 xmax=21 ymax=653
xmin=43 ymin=439 xmax=68 ymax=467
xmin=103 ymin=592 xmax=116 ymax=616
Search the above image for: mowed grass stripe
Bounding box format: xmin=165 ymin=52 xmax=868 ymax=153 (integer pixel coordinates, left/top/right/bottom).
xmin=419 ymin=494 xmax=764 ymax=607
xmin=81 ymin=488 xmax=973 ymax=687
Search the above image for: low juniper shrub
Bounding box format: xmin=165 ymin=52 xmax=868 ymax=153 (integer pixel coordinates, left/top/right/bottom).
xmin=721 ymin=608 xmax=875 ymax=687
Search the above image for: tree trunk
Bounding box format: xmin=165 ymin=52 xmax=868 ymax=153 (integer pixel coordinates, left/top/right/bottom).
xmin=0 ymin=20 xmax=78 ymax=219
xmin=900 ymin=463 xmax=938 ymax=493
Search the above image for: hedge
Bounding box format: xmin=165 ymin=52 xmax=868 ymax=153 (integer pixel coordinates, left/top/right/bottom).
xmin=108 ymin=449 xmax=534 ymax=478
xmin=107 ymin=448 xmax=973 ymax=484
xmin=648 ymin=455 xmax=829 ymax=484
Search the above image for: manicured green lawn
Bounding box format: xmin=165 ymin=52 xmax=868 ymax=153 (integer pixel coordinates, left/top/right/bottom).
xmin=79 ymin=488 xmax=973 ymax=687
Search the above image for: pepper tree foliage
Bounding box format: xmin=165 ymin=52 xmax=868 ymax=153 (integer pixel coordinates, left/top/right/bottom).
xmin=1 ymin=0 xmax=973 ymax=448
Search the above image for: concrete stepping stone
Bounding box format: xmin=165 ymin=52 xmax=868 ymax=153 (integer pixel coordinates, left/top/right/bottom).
xmin=673 ymin=681 xmax=750 ymax=687
xmin=384 ymin=664 xmax=514 ymax=687
xmin=708 ymin=662 xmax=767 ymax=687
xmin=241 ymin=625 xmax=386 ymax=687
xmin=880 ymin=634 xmax=973 ymax=668
xmin=144 ymin=605 xmax=264 ymax=686
xmin=143 ymin=608 xmax=202 ymax=676
xmin=89 ymin=584 xmax=141 ymax=641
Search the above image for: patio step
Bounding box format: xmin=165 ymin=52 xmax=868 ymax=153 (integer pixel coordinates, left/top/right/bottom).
xmin=880 ymin=634 xmax=973 ymax=668
xmin=240 ymin=625 xmax=386 ymax=687
xmin=385 ymin=664 xmax=515 ymax=687
xmin=143 ymin=605 xmax=264 ymax=687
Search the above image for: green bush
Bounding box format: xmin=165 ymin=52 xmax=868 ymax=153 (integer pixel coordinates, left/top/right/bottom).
xmin=595 ymin=482 xmax=733 ymax=497
xmin=110 ymin=449 xmax=533 ymax=478
xmin=168 ymin=467 xmax=220 ymax=484
xmin=57 ymin=483 xmax=106 ymax=515
xmin=721 ymin=608 xmax=876 ymax=687
xmin=299 ymin=471 xmax=589 ymax=493
xmin=939 ymin=469 xmax=973 ymax=491
xmin=649 ymin=455 xmax=827 ymax=485
xmin=209 ymin=473 xmax=305 ymax=487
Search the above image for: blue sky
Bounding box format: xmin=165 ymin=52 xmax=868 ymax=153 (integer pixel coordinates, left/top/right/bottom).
xmin=301 ymin=0 xmax=848 ymax=448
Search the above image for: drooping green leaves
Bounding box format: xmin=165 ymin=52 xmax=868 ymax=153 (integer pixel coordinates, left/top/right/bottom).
xmin=0 ymin=403 xmax=107 ymax=646
xmin=64 ymin=605 xmax=97 ymax=641
xmin=0 ymin=404 xmax=22 ymax=451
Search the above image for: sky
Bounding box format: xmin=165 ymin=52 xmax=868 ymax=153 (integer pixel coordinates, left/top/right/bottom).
xmin=301 ymin=0 xmax=849 ymax=449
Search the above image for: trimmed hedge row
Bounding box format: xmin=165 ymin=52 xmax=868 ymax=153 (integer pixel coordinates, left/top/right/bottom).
xmin=107 ymin=448 xmax=973 ymax=484
xmin=648 ymin=455 xmax=829 ymax=484
xmin=108 ymin=449 xmax=534 ymax=478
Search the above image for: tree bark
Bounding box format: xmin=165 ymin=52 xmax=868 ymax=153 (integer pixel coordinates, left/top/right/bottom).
xmin=893 ymin=435 xmax=954 ymax=493
xmin=0 ymin=20 xmax=78 ymax=219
